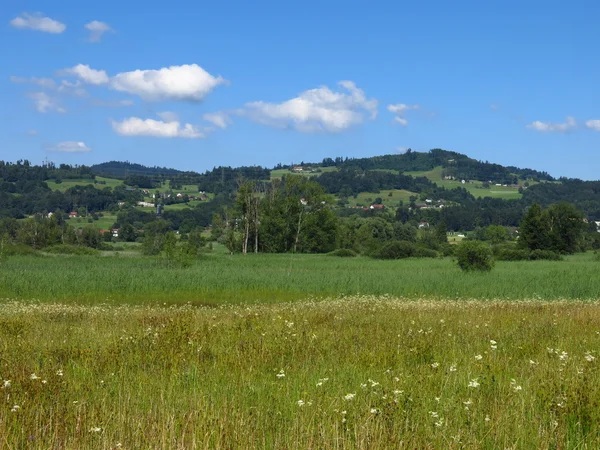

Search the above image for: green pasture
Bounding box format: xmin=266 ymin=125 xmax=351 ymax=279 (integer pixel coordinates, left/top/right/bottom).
xmin=270 ymin=166 xmax=338 ymax=179
xmin=345 ymin=189 xmax=417 ymax=208
xmin=45 ymin=177 xmax=123 ymax=192
xmin=1 ymin=253 xmax=599 ymax=305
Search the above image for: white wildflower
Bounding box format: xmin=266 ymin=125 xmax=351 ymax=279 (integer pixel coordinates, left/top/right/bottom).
xmin=431 ymin=362 xmax=439 ymax=369
xmin=585 ymin=352 xmax=595 ymax=362
xmin=559 ymin=351 xmax=568 ymax=361
xmin=463 ymin=399 xmax=472 ymax=406
xmin=529 ymin=360 xmax=537 ymax=366
xmin=370 ymin=408 xmax=379 ymax=414
xmin=297 ymin=400 xmax=305 ymax=407
xmin=485 ymin=415 xmax=491 ymax=422
xmin=56 ymin=369 xmax=63 ymax=376
xmin=468 ymin=379 xmax=480 ymax=388
xmin=2 ymin=380 xmax=11 ymax=388
xmin=475 ymin=355 xmax=483 ymax=361
xmin=276 ymin=369 xmax=285 ymax=378
xmin=429 ymin=411 xmax=439 ymax=418
xmin=434 ymin=419 xmax=443 ymax=427
xmin=30 ymin=373 xmax=39 ymax=380
xmin=344 ymin=393 xmax=356 ymax=401
xmin=11 ymin=405 xmax=20 ymax=412
xmin=449 ymin=364 xmax=457 ymax=372
xmin=490 ymin=340 xmax=497 ymax=345
xmin=89 ymin=427 xmax=102 ymax=433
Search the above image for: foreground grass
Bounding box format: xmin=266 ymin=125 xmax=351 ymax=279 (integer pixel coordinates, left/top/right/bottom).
xmin=2 ymin=298 xmax=600 ymax=448
xmin=0 ymin=253 xmax=599 ymax=304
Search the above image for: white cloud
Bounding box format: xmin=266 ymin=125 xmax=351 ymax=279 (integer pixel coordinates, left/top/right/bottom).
xmin=60 ymin=64 xmax=109 ymax=85
xmin=10 ymin=76 xmax=56 ymax=88
xmin=111 ymin=117 xmax=206 ymax=138
xmin=111 ymin=64 xmax=226 ymax=101
xmin=28 ymin=92 xmax=65 ymax=113
xmin=157 ymin=111 xmax=179 ymax=122
xmin=10 ymin=13 xmax=66 ymax=33
xmin=47 ymin=141 xmax=91 ymax=152
xmin=527 ymin=116 xmax=576 ymax=133
xmin=585 ymin=120 xmax=600 ymax=131
xmin=490 ymin=104 xmax=498 ymax=111
xmin=84 ymin=20 xmax=112 ymax=42
xmin=388 ymin=104 xmax=419 ymax=114
xmin=239 ymin=81 xmax=377 ymax=133
xmin=388 ymin=103 xmax=419 ymax=126
xmin=27 ymin=130 xmax=38 ymax=136
xmin=203 ymin=111 xmax=232 ymax=129
xmin=57 ymin=80 xmax=87 ymax=97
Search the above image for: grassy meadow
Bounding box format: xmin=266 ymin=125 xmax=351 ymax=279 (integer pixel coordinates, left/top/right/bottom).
xmin=3 ymin=298 xmax=600 ymax=448
xmin=0 ymin=253 xmax=599 ymax=304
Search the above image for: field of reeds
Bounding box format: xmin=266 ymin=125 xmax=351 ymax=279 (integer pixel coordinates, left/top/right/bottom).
xmin=1 ymin=252 xmax=599 ymax=304
xmin=2 ymin=297 xmax=600 ymax=448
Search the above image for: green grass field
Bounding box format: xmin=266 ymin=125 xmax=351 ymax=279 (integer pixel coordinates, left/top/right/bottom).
xmin=270 ymin=166 xmax=338 ymax=179
xmin=1 ymin=253 xmax=599 ymax=305
xmin=45 ymin=177 xmax=124 ymax=192
xmin=346 ymin=189 xmax=417 ymax=208
xmin=3 ymin=297 xmax=600 ymax=448
xmin=406 ymin=166 xmax=523 ymax=200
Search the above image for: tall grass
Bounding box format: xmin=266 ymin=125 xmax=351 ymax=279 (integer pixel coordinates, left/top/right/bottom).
xmin=0 ymin=253 xmax=599 ymax=304
xmin=2 ymin=298 xmax=600 ymax=448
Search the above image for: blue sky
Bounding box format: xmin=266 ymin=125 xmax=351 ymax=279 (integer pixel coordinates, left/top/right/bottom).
xmin=1 ymin=0 xmax=599 ymax=179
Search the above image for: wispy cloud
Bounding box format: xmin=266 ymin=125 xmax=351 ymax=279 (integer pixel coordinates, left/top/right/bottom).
xmin=526 ymin=116 xmax=576 ymax=133
xmin=387 ymin=103 xmax=419 ymax=126
xmin=585 ymin=120 xmax=600 ymax=131
xmin=84 ymin=20 xmax=112 ymax=42
xmin=27 ymin=92 xmax=65 ymax=113
xmin=10 ymin=13 xmax=65 ymax=33
xmin=10 ymin=76 xmax=56 ymax=88
xmin=59 ymin=64 xmax=109 ymax=85
xmin=203 ymin=111 xmax=232 ymax=129
xmin=46 ymin=141 xmax=91 ymax=152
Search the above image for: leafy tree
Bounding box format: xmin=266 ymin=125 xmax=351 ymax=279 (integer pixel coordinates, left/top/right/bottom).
xmin=435 ymin=221 xmax=448 ymax=244
xmin=518 ymin=203 xmax=550 ymax=251
xmin=120 ymin=223 xmax=137 ymax=242
xmin=544 ymin=202 xmax=585 ymax=254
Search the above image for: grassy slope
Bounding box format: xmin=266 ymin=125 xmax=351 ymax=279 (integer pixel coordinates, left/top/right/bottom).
xmin=1 ymin=253 xmax=599 ymax=304
xmin=45 ymin=176 xmax=124 ymax=192
xmin=406 ymin=167 xmax=522 ymax=200
xmin=346 ymin=189 xmax=416 ymax=208
xmin=270 ymin=166 xmax=338 ymax=179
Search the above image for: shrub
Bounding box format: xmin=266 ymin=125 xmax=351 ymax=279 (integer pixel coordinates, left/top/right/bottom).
xmin=414 ymin=247 xmax=439 ymax=258
xmin=3 ymin=243 xmax=41 ymax=257
xmin=495 ymin=248 xmax=530 ymax=261
xmin=328 ymin=249 xmax=358 ymax=257
xmin=529 ymin=249 xmax=562 ymax=261
xmin=455 ymin=241 xmax=495 ymax=272
xmin=371 ymin=241 xmax=416 ymax=259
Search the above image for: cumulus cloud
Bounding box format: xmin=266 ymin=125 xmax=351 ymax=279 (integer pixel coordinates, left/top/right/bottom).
xmin=84 ymin=20 xmax=112 ymax=42
xmin=60 ymin=64 xmax=109 ymax=85
xmin=28 ymin=92 xmax=65 ymax=113
xmin=111 ymin=64 xmax=227 ymax=101
xmin=527 ymin=116 xmax=576 ymax=133
xmin=10 ymin=76 xmax=56 ymax=88
xmin=239 ymin=81 xmax=377 ymax=133
xmin=388 ymin=103 xmax=419 ymax=126
xmin=585 ymin=120 xmax=600 ymax=131
xmin=203 ymin=111 xmax=232 ymax=129
xmin=47 ymin=141 xmax=91 ymax=152
xmin=10 ymin=13 xmax=66 ymax=33
xmin=111 ymin=117 xmax=206 ymax=138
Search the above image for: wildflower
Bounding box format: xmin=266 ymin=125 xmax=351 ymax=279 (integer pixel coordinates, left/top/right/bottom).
xmin=297 ymin=400 xmax=305 ymax=407
xmin=513 ymin=385 xmax=522 ymax=392
xmin=370 ymin=408 xmax=379 ymax=414
xmin=344 ymin=393 xmax=356 ymax=401
xmin=89 ymin=427 xmax=102 ymax=433
xmin=529 ymin=360 xmax=537 ymax=366
xmin=449 ymin=364 xmax=457 ymax=372
xmin=559 ymin=351 xmax=568 ymax=361
xmin=585 ymin=352 xmax=595 ymax=362
xmin=360 ymin=383 xmax=367 ymax=389
xmin=434 ymin=419 xmax=443 ymax=427
xmin=56 ymin=369 xmax=63 ymax=377
xmin=11 ymin=405 xmax=20 ymax=412
xmin=276 ymin=369 xmax=285 ymax=379
xmin=42 ymin=380 xmax=47 ymax=384
xmin=369 ymin=379 xmax=379 ymax=387
xmin=435 ymin=397 xmax=441 ymax=402
xmin=485 ymin=415 xmax=491 ymax=422
xmin=393 ymin=389 xmax=403 ymax=395
xmin=2 ymin=380 xmax=11 ymax=388
xmin=490 ymin=340 xmax=497 ymax=345
xmin=468 ymin=379 xmax=480 ymax=388
xmin=431 ymin=362 xmax=439 ymax=369
xmin=474 ymin=355 xmax=483 ymax=361
xmin=30 ymin=373 xmax=39 ymax=380
xmin=429 ymin=411 xmax=439 ymax=418
xmin=463 ymin=399 xmax=472 ymax=406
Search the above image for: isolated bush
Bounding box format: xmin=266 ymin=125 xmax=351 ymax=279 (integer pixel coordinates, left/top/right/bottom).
xmin=371 ymin=241 xmax=416 ymax=259
xmin=440 ymin=244 xmax=455 ymax=257
xmin=494 ymin=247 xmax=530 ymax=261
xmin=529 ymin=249 xmax=562 ymax=261
xmin=2 ymin=243 xmax=40 ymax=257
xmin=328 ymin=248 xmax=358 ymax=257
xmin=456 ymin=241 xmax=495 ymax=272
